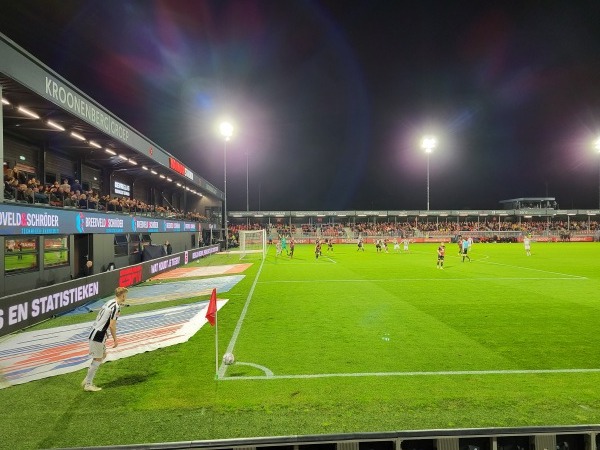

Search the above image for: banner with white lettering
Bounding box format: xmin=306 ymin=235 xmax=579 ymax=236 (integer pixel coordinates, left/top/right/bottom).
xmin=0 ymin=204 xmax=198 ymax=235
xmin=0 ymin=245 xmax=219 ymax=337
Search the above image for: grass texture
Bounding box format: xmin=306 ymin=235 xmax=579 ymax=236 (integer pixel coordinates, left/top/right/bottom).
xmin=1 ymin=242 xmax=600 ymax=449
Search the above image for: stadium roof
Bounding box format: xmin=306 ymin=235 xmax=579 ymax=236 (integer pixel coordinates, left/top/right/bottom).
xmin=0 ymin=32 xmax=223 ymax=200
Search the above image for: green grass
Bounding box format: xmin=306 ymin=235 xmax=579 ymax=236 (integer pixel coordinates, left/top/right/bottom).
xmin=2 ymin=242 xmax=600 ymax=449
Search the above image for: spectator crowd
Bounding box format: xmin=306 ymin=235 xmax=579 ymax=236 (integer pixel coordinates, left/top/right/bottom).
xmin=4 ymin=166 xmax=208 ymax=222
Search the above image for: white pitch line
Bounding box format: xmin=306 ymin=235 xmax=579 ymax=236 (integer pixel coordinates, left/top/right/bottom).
xmin=220 ymin=367 xmax=600 ymax=381
xmin=476 ymin=259 xmax=587 ymax=279
xmin=258 ymin=277 xmax=585 ymax=283
xmin=218 ymin=257 xmax=266 ymax=378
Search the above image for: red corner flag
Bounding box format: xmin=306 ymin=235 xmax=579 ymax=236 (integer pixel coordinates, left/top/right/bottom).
xmin=205 ymin=288 xmax=217 ymax=326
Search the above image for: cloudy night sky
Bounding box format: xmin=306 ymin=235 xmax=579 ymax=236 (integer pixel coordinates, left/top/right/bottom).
xmin=2 ymin=0 xmax=600 ymax=211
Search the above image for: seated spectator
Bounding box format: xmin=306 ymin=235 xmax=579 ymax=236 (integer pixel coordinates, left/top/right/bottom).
xmin=87 ymin=192 xmax=99 ymax=210
xmin=16 ymin=183 xmax=31 ymax=202
xmin=4 ymin=176 xmax=17 ymax=199
xmin=60 ymin=179 xmax=71 ymax=194
xmin=32 ymin=186 xmax=49 ymax=204
xmin=108 ymin=197 xmax=120 ymax=212
xmin=78 ymin=193 xmax=88 ymax=209
xmin=48 ymin=187 xmax=63 ymax=207
xmin=63 ymin=194 xmax=77 ymax=207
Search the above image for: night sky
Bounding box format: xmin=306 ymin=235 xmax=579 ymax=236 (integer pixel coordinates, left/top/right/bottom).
xmin=2 ymin=1 xmax=600 ymax=211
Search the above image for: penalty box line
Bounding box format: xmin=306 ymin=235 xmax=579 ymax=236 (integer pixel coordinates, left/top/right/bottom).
xmin=220 ymin=367 xmax=600 ymax=381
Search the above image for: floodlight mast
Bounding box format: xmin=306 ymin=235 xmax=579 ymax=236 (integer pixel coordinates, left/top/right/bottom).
xmin=220 ymin=122 xmax=233 ymax=251
xmin=421 ymin=136 xmax=437 ymax=211
xmin=595 ymin=137 xmax=600 ymax=209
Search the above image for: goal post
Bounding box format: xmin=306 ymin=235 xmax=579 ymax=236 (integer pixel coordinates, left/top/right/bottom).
xmin=239 ymin=229 xmax=267 ymax=259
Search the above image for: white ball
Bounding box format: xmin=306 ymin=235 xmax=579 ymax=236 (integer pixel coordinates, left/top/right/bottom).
xmin=222 ymin=352 xmax=235 ymax=365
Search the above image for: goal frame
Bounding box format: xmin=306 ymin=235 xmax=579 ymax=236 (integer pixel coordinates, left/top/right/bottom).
xmin=239 ymin=229 xmax=267 ymax=259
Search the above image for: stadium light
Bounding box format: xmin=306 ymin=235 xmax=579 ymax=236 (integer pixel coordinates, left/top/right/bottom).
xmin=595 ymin=137 xmax=600 ymax=209
xmin=421 ymin=135 xmax=437 ymax=211
xmin=220 ymin=121 xmax=234 ymax=251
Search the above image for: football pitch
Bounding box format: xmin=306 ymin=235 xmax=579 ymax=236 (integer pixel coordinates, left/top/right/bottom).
xmin=2 ymin=242 xmax=600 ymax=449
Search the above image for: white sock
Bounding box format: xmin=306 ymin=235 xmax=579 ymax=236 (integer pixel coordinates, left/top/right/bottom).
xmin=85 ymin=360 xmax=101 ymax=385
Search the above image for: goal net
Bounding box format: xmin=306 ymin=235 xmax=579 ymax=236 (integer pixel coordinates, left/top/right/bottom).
xmin=239 ymin=229 xmax=267 ymax=260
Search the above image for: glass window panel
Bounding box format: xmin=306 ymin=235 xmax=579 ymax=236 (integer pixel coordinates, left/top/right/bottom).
xmin=5 ymin=237 xmax=38 ymax=273
xmin=43 ymin=236 xmax=69 ymax=268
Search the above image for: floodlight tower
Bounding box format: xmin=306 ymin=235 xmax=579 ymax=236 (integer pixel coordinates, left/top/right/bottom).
xmin=595 ymin=137 xmax=600 ymax=209
xmin=220 ymin=121 xmax=233 ymax=250
xmin=421 ymin=135 xmax=437 ymax=211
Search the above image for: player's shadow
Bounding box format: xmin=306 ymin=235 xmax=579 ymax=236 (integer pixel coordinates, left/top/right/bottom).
xmin=102 ymin=371 xmax=158 ymax=388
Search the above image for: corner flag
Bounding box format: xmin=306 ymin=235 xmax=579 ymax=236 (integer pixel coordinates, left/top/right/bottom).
xmin=206 ymin=288 xmax=219 ymax=378
xmin=206 ymin=288 xmax=217 ymax=326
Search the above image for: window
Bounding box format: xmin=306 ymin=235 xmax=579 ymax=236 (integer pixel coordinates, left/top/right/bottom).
xmin=128 ymin=233 xmax=141 ymax=255
xmin=43 ymin=236 xmax=69 ymax=268
xmin=5 ymin=237 xmax=39 ymax=273
xmin=114 ymin=234 xmax=128 ymax=257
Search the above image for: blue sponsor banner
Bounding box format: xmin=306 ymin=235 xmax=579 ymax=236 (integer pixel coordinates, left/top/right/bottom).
xmin=0 ymin=204 xmax=198 ymax=235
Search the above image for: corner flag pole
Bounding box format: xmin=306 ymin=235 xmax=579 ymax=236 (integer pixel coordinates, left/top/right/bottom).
xmin=214 ymin=306 xmax=219 ymax=379
xmin=205 ymin=288 xmax=219 ymax=379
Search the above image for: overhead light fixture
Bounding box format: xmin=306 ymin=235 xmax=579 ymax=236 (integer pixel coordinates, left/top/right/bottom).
xmin=176 ymin=182 xmax=181 ymax=187
xmin=159 ymin=174 xmax=165 ymax=179
xmin=128 ymin=159 xmax=138 ymax=165
xmin=1 ymin=98 xmax=10 ymax=105
xmin=118 ymin=154 xmax=128 ymax=161
xmin=18 ymin=106 xmax=40 ymax=119
xmin=105 ymin=148 xmax=116 ymax=155
xmin=89 ymin=141 xmax=102 ymax=148
xmin=70 ymin=131 xmax=86 ymax=141
xmin=151 ymin=170 xmax=158 ymax=175
xmin=166 ymin=177 xmax=172 ymax=182
xmin=142 ymin=165 xmax=148 ymax=170
xmin=47 ymin=120 xmax=65 ymax=131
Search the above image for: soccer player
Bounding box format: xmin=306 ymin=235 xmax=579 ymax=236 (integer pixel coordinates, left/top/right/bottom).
xmin=393 ymin=238 xmax=400 ymax=252
xmin=437 ymin=244 xmax=445 ymax=269
xmin=357 ymin=238 xmax=365 ymax=251
xmin=523 ymin=235 xmax=531 ymax=256
xmin=281 ymin=235 xmax=288 ymax=255
xmin=461 ymin=237 xmax=471 ymax=262
xmin=315 ymin=239 xmax=322 ymax=259
xmin=403 ymin=238 xmax=410 ymax=253
xmin=327 ymin=239 xmax=334 ymax=252
xmin=289 ymin=238 xmax=295 ymax=258
xmin=82 ymin=286 xmax=128 ymax=392
xmin=275 ymin=240 xmax=282 ymax=256
xmin=375 ymin=239 xmax=382 ymax=253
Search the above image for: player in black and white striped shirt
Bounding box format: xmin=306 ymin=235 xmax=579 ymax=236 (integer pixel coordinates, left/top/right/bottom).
xmin=81 ymin=286 xmax=128 ymax=392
